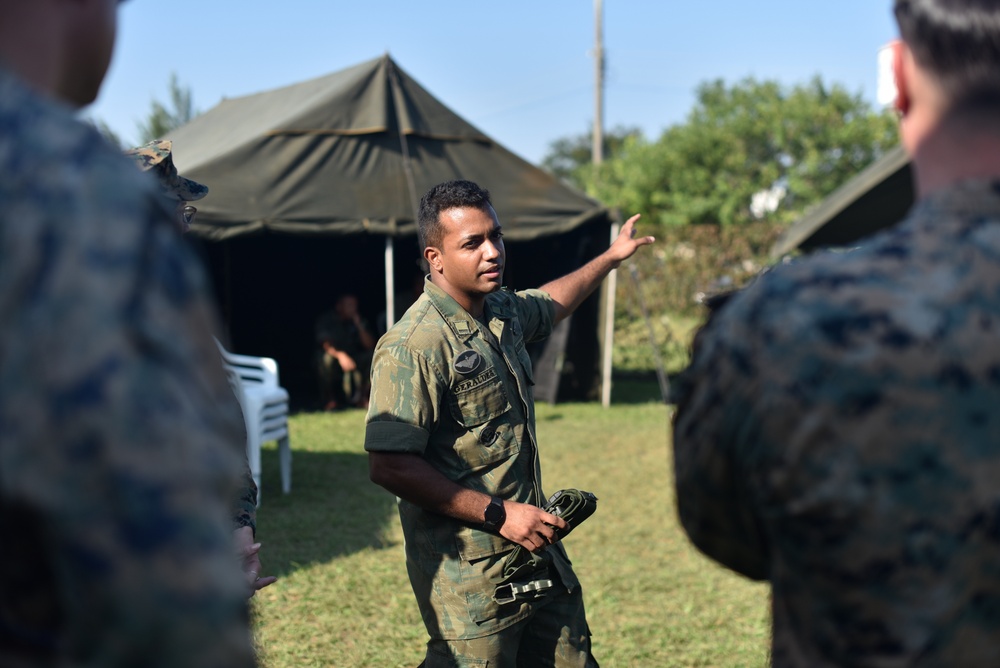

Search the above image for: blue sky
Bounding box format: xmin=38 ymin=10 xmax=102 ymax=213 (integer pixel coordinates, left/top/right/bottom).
xmin=87 ymin=1 xmax=898 ymax=166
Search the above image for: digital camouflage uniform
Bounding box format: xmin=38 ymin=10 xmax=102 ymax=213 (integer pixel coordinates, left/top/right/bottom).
xmin=123 ymin=139 xmax=257 ymax=533
xmin=672 ymin=180 xmax=1000 ymax=667
xmin=123 ymin=139 xmax=210 ymax=202
xmin=0 ymin=66 xmax=256 ymax=667
xmin=365 ymin=278 xmax=593 ymax=664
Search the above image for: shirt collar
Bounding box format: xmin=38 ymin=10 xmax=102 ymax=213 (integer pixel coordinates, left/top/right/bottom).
xmin=423 ymin=278 xmax=511 ymax=343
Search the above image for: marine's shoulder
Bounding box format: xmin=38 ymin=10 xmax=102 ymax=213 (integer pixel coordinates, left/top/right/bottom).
xmin=754 ymin=185 xmax=1000 ymax=306
xmin=731 ymin=226 xmax=923 ymax=319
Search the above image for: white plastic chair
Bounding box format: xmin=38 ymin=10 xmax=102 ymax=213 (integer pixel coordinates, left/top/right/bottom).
xmin=216 ymin=340 xmax=292 ymax=504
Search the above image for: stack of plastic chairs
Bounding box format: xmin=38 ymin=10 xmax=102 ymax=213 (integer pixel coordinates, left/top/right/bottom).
xmin=216 ymin=340 xmax=292 ymax=504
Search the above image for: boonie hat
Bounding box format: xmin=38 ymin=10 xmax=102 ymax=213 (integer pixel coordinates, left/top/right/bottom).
xmin=124 ymin=139 xmax=208 ymax=201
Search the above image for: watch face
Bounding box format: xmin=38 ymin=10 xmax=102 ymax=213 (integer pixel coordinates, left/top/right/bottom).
xmin=485 ymin=497 xmax=505 ymax=527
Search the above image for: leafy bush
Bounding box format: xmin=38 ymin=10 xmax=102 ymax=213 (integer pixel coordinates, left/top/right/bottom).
xmin=611 ymin=220 xmax=788 ymax=375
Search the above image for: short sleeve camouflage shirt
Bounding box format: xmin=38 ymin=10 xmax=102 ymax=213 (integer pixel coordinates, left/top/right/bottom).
xmin=673 ymin=180 xmax=1000 ymax=667
xmin=365 ymin=278 xmax=579 ymax=640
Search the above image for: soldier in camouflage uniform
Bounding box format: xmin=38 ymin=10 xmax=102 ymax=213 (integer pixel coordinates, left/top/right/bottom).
xmin=125 ymin=139 xmax=208 ymax=233
xmin=0 ymin=1 xmax=256 ymax=665
xmin=125 ymin=138 xmax=277 ymax=596
xmin=672 ymin=1 xmax=1000 ymax=665
xmin=366 ymin=180 xmax=653 ymax=667
xmin=314 ymin=293 xmax=376 ymax=410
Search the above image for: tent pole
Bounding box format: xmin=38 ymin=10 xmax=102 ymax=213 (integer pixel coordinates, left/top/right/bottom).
xmin=385 ymin=236 xmax=396 ymax=330
xmin=601 ymin=221 xmax=619 ymax=408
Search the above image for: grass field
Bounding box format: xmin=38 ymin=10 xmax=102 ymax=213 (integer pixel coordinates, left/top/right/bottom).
xmin=250 ymin=380 xmax=770 ymax=667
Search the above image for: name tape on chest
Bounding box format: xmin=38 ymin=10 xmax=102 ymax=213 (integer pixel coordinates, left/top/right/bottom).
xmin=454 ymin=366 xmax=498 ymax=394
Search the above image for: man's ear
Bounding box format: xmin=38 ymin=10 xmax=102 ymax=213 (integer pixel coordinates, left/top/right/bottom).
xmin=891 ymin=40 xmax=911 ymax=116
xmin=424 ymin=246 xmax=443 ymax=273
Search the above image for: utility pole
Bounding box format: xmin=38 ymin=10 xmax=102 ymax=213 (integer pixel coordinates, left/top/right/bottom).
xmin=595 ymin=0 xmax=617 ymax=408
xmin=592 ymin=0 xmax=605 ymax=165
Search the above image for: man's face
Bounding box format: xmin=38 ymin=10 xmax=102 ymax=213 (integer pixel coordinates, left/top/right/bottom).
xmin=335 ymin=295 xmax=359 ymax=320
xmin=173 ymin=200 xmax=196 ymax=233
xmin=62 ymin=0 xmax=119 ymax=106
xmin=428 ymin=205 xmax=505 ymax=308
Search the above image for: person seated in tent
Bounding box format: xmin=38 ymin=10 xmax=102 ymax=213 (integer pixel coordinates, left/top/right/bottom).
xmin=125 ymin=138 xmax=277 ymax=598
xmin=315 ymin=293 xmax=376 ymax=410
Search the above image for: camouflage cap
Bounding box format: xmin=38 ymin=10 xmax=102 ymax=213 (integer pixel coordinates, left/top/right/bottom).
xmin=124 ymin=139 xmax=208 ymax=201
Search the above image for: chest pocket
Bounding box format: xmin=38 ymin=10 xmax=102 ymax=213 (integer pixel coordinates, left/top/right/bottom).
xmin=447 ymin=366 xmax=520 ymax=472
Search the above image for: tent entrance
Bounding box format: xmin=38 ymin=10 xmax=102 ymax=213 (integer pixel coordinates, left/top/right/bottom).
xmin=194 ymin=218 xmax=609 ymax=410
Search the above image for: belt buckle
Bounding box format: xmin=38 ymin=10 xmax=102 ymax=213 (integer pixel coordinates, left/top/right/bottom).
xmin=493 ymin=583 xmax=517 ymax=605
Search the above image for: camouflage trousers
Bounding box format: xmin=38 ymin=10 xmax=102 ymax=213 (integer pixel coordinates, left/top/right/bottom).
xmin=419 ymin=583 xmax=598 ymax=668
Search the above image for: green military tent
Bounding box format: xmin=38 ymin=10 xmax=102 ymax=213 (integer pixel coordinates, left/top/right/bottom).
xmin=772 ymin=145 xmax=914 ymax=257
xmin=166 ymin=54 xmax=618 ymax=408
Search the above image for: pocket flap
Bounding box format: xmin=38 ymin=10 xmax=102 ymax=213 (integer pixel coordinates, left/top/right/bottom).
xmin=455 ymin=526 xmax=515 ymax=561
xmin=448 ymin=367 xmax=511 ymax=427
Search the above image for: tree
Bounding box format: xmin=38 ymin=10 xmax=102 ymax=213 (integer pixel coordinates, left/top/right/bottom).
xmin=136 ymin=73 xmax=199 ymax=143
xmin=579 ymin=77 xmax=899 ymax=229
xmin=540 ymin=125 xmax=643 ymax=189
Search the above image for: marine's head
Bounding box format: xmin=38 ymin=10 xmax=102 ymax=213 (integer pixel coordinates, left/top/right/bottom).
xmin=890 ymin=0 xmax=1000 ymax=154
xmin=125 ymin=139 xmax=208 ymax=232
xmin=0 ymin=0 xmax=123 ymax=107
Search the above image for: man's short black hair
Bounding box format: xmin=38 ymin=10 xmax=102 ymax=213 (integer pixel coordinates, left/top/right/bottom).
xmin=895 ymin=0 xmax=1000 ymax=107
xmin=417 ymin=180 xmax=493 ymax=251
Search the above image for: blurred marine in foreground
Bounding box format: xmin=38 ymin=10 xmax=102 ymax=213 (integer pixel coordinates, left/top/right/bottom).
xmin=673 ymin=0 xmax=1000 ymax=665
xmin=0 ymin=0 xmax=256 ymax=665
xmin=125 ymin=138 xmax=278 ymax=598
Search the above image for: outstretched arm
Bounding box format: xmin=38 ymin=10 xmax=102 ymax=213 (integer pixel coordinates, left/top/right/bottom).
xmin=540 ymin=214 xmax=654 ymax=324
xmin=369 ymin=452 xmax=568 ymax=552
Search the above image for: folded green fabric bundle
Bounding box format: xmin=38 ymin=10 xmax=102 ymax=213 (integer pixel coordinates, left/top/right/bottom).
xmin=492 ymin=489 xmax=598 ymax=604
xmin=544 ymin=488 xmax=598 ymax=539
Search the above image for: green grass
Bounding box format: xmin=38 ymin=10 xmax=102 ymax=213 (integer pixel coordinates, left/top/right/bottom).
xmin=251 ymin=384 xmax=769 ymax=667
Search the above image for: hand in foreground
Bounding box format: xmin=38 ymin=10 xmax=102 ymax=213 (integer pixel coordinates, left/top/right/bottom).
xmin=608 ymin=214 xmax=655 ymax=267
xmin=234 ymin=526 xmax=278 ymax=598
xmin=499 ymin=500 xmax=569 ymax=553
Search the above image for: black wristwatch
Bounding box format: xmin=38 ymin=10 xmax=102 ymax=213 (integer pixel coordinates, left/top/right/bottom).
xmin=483 ymin=495 xmax=506 ymax=532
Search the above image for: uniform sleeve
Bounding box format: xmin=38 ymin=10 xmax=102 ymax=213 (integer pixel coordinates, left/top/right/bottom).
xmin=221 ymin=373 xmax=258 ymax=533
xmin=670 ymin=292 xmax=771 ymax=581
xmin=0 ymin=162 xmax=255 ymax=666
xmin=232 ymin=457 xmax=258 ymax=533
xmin=511 ymin=288 xmax=555 ymax=343
xmin=364 ymin=340 xmax=442 ymax=454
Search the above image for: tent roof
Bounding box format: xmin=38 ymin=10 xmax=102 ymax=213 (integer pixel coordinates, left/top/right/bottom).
xmin=771 ymin=145 xmax=914 ymax=257
xmin=167 ymin=55 xmax=611 ymax=241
